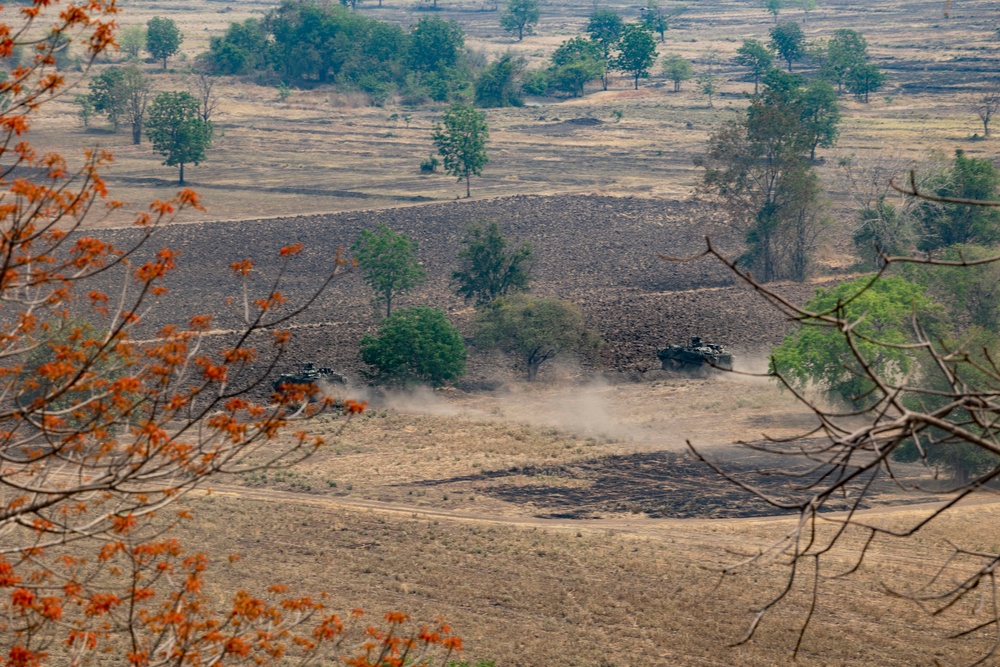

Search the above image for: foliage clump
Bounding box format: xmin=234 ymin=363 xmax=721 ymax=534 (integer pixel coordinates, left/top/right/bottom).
xmin=360 ymin=306 xmax=467 ymax=386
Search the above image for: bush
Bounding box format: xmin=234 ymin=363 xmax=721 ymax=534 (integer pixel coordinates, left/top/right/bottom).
xmin=360 ymin=306 xmax=467 ymax=386
xmin=421 ymin=154 xmax=440 ymax=173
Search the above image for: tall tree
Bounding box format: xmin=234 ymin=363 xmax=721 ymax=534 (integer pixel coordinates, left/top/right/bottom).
xmin=122 ymin=64 xmax=152 ymax=145
xmin=146 ymin=16 xmax=183 ymax=69
xmin=351 ymin=222 xmax=426 ymax=319
xmin=661 ymin=53 xmax=693 ymax=92
xmin=612 ymin=23 xmax=658 ymax=90
xmin=799 ymin=79 xmax=840 ymax=160
xmin=87 ymin=67 xmax=128 ymax=131
xmin=769 ymin=21 xmax=804 ymax=71
xmin=432 ymin=103 xmax=490 ymax=198
xmin=734 ymin=38 xmax=774 ymax=95
xmin=846 ymin=61 xmax=885 ymax=103
xmin=819 ymin=28 xmax=869 ymax=93
xmin=586 ymin=8 xmax=624 ymax=90
xmin=452 ymin=222 xmax=533 ymax=306
xmin=192 ymin=71 xmax=220 ymax=123
xmin=700 ymin=71 xmax=831 ymax=281
xmin=146 ymin=91 xmax=213 ymax=185
xmin=499 ymin=0 xmax=540 ymax=41
xmin=119 ymin=25 xmax=146 ymax=60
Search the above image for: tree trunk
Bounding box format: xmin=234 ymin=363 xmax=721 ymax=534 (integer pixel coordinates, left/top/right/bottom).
xmin=178 ymin=162 xmax=185 ymax=186
xmin=386 ymin=295 xmax=392 ymax=319
xmin=674 ymin=80 xmax=680 ymax=93
xmin=131 ymin=121 xmax=142 ymax=145
xmin=787 ymin=58 xmax=793 ymax=72
xmin=634 ymin=73 xmax=639 ymax=90
xmin=527 ymin=362 xmax=538 ymax=381
xmin=984 ymin=117 xmax=991 ymax=137
xmin=162 ymin=57 xmax=167 ymax=70
xmin=518 ymin=25 xmax=523 ymax=41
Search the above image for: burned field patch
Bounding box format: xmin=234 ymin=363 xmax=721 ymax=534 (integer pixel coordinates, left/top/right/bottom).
xmin=403 ymin=446 xmax=935 ymax=520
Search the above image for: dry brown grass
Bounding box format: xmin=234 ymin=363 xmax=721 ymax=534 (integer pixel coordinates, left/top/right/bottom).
xmin=28 ymin=0 xmax=997 ymax=230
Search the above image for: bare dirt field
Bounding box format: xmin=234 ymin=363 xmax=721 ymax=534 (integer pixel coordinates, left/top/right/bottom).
xmin=32 ymin=0 xmax=1000 ymax=663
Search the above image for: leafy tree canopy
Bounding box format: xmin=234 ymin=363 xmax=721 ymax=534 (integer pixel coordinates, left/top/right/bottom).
xmin=771 ymin=275 xmax=946 ymax=407
xmin=661 ymin=53 xmax=693 ymax=92
xmin=475 ymin=294 xmax=602 ymax=381
xmin=611 ymin=23 xmax=658 ymax=90
xmin=452 ymin=222 xmax=533 ymax=306
xmin=146 ymin=91 xmax=213 ymax=185
xmin=351 ymin=222 xmax=426 ymax=319
xmin=475 ymin=53 xmax=525 ymax=108
xmin=918 ymin=149 xmax=1000 ymax=251
xmin=360 ymin=306 xmax=467 ymax=387
xmin=146 ymin=16 xmax=183 ymax=69
xmin=769 ymin=21 xmax=804 ymax=71
xmin=734 ymin=38 xmax=774 ymax=94
xmin=500 ymin=0 xmax=540 ymax=41
xmin=432 ymin=103 xmax=489 ymax=197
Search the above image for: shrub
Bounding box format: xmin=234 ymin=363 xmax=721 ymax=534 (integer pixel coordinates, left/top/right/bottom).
xmin=360 ymin=306 xmax=467 ymax=386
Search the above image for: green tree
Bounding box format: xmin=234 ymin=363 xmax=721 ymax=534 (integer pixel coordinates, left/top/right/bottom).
xmin=500 ymin=0 xmax=540 ymax=41
xmin=90 ymin=65 xmax=150 ymax=141
xmin=640 ymin=0 xmax=686 ymax=42
xmin=701 ymin=71 xmax=833 ymax=282
xmin=661 ymin=54 xmax=693 ymax=92
xmin=359 ymin=306 xmax=466 ymax=387
xmin=852 ymin=197 xmax=912 ymax=269
xmin=764 ymin=0 xmax=782 ymax=22
xmin=146 ymin=16 xmax=183 ymax=69
xmin=769 ymin=21 xmax=804 ymax=71
xmin=819 ymin=28 xmax=868 ymax=93
xmin=206 ymin=18 xmax=268 ymax=75
xmin=586 ymin=8 xmax=623 ymax=90
xmin=432 ymin=103 xmax=489 ymax=198
xmin=146 ymin=91 xmax=213 ymax=185
xmin=611 ymin=23 xmax=658 ymax=90
xmin=351 ymin=222 xmax=426 ymax=319
xmin=88 ymin=67 xmax=128 ymax=131
xmin=119 ymin=25 xmax=146 ymax=60
xmin=799 ymin=79 xmax=840 ymax=160
xmin=912 ymin=244 xmax=1000 ymax=332
xmin=697 ymin=72 xmax=719 ymax=107
xmin=845 ymin=61 xmax=885 ymax=103
xmin=771 ymin=275 xmax=944 ymax=407
xmin=475 ymin=53 xmax=525 ymax=108
xmin=734 ymin=38 xmax=774 ymax=95
xmin=475 ymin=294 xmax=603 ymax=381
xmin=548 ymin=37 xmax=603 ymax=97
xmin=918 ymin=149 xmax=1000 ymax=251
xmin=452 ymin=222 xmax=533 ymax=307
xmin=408 ymin=16 xmax=465 ymax=75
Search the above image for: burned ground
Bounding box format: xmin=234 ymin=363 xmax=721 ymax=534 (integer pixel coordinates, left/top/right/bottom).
xmin=96 ymin=193 xmax=829 ymax=391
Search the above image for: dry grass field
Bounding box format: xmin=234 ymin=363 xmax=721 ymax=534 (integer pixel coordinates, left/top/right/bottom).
xmin=28 ymin=0 xmax=1000 ymax=228
xmin=26 ymin=0 xmax=1000 ymax=663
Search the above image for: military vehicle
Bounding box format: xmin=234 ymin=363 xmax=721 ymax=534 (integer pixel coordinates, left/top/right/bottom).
xmin=658 ymin=337 xmax=733 ymax=374
xmin=272 ymin=363 xmax=347 ymax=396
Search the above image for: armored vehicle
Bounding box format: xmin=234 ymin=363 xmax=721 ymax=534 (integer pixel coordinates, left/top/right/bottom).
xmin=272 ymin=363 xmax=347 ymax=395
xmin=658 ymin=337 xmax=733 ymax=374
